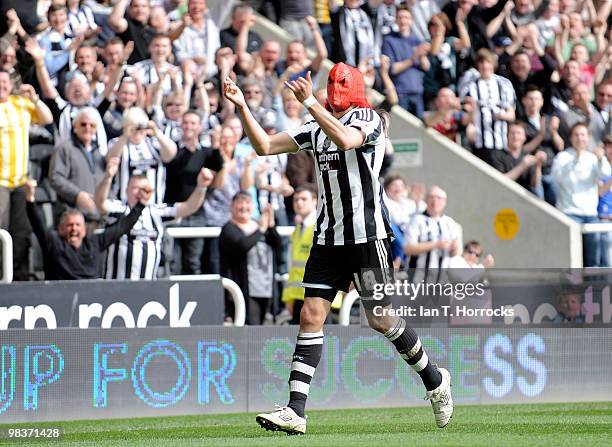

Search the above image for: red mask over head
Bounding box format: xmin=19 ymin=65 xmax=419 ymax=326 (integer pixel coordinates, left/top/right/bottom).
xmin=326 ymin=63 xmax=371 ymax=113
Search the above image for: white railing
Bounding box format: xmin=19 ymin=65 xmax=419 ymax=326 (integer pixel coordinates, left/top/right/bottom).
xmin=165 ymin=225 xmax=295 ymax=239
xmin=582 ymin=222 xmax=612 ymax=234
xmin=169 ymin=274 xmax=246 ymax=327
xmin=0 ymin=230 xmax=13 ymax=283
xmin=339 ymin=289 xmax=360 ymax=326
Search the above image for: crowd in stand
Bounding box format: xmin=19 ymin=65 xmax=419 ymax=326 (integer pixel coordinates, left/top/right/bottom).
xmin=1 ymin=0 xmax=611 ymax=314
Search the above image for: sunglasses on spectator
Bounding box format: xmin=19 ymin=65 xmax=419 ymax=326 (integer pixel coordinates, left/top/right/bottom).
xmin=78 ymin=122 xmax=97 ymax=128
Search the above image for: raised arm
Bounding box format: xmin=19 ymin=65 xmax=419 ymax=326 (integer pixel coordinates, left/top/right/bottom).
xmin=98 ymin=202 xmax=145 ymax=249
xmin=24 ymin=39 xmax=59 ymax=100
xmin=19 ymin=84 xmax=53 ymax=125
xmin=285 ymin=72 xmax=366 ymax=151
xmin=108 ymin=0 xmax=130 ymax=34
xmin=306 ymin=16 xmax=328 ymax=73
xmin=95 ymin=157 xmax=119 ymax=215
xmin=24 ymin=180 xmax=50 ymax=251
xmin=149 ymin=121 xmax=177 ymax=163
xmin=175 ymin=168 xmax=214 ymax=218
xmin=224 ymin=77 xmax=299 ymax=155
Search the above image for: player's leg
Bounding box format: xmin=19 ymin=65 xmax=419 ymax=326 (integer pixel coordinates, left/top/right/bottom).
xmin=255 ymin=295 xmax=333 ymax=435
xmin=287 ymin=296 xmax=331 ymax=416
xmin=256 ymin=245 xmax=341 ymax=435
xmin=357 ymin=240 xmax=453 ymax=427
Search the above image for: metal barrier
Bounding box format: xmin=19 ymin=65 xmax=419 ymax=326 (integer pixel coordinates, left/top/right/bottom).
xmin=339 ymin=289 xmax=360 ymax=326
xmin=165 ymin=225 xmax=295 ymax=239
xmin=582 ymin=222 xmax=612 ymax=234
xmin=169 ymin=274 xmax=246 ymax=326
xmin=0 ymin=229 xmax=13 ymax=284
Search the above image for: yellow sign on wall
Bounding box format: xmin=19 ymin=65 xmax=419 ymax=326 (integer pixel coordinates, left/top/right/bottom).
xmin=494 ymin=208 xmax=520 ymax=240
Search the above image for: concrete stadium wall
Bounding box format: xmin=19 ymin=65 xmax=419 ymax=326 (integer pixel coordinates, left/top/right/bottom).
xmin=248 ymin=14 xmax=583 ymax=268
xmin=388 ymin=108 xmax=583 ymax=268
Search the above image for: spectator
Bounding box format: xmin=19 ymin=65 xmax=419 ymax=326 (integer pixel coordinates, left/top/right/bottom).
xmin=281 ymin=184 xmax=336 ymax=325
xmin=219 ymin=192 xmax=281 ymax=325
xmin=0 ymin=74 xmax=53 ymax=280
xmin=313 ymin=0 xmax=335 ymax=55
xmin=285 ymin=150 xmax=316 ymax=220
xmin=423 ymin=11 xmax=471 ymax=106
xmin=554 ymin=12 xmax=597 ymax=63
xmin=106 ymin=106 xmax=178 ymax=204
xmin=553 ymin=289 xmax=585 ymax=323
xmin=535 ymin=0 xmax=560 ymax=46
xmin=520 ymin=86 xmax=565 ymax=204
xmin=404 ymin=185 xmax=459 ymax=282
xmin=384 ymin=174 xmax=426 ymax=268
xmin=510 ymin=0 xmax=548 ymax=27
xmin=550 ymin=58 xmax=581 ymax=113
xmin=280 ymin=31 xmax=327 ymax=82
xmin=501 ymin=46 xmax=557 ymax=118
xmin=460 ymin=48 xmax=516 ymax=164
xmin=66 ymin=0 xmax=99 ymax=40
xmin=151 ymin=89 xmax=187 ymax=142
xmin=202 ymin=124 xmax=256 ymax=273
xmin=38 ymin=4 xmax=76 ymax=82
xmin=95 ymin=157 xmax=214 ymax=279
xmin=221 ymin=2 xmax=262 ymax=53
xmin=442 ymin=0 xmax=510 ymax=51
xmin=25 ymin=179 xmax=144 ymax=280
xmin=409 ymin=0 xmax=443 ymax=43
xmin=382 ymin=5 xmax=431 ymax=118
xmin=69 ymin=45 xmax=105 ymax=99
xmin=133 ymin=33 xmax=181 ymax=97
xmin=597 ymin=134 xmax=612 ymax=267
xmin=165 ymin=110 xmax=224 ymax=274
xmin=49 ymin=107 xmax=107 ymax=222
xmin=551 ymin=122 xmax=611 ymax=266
xmin=241 ymin=77 xmax=274 ymax=126
xmin=108 ymin=0 xmax=154 ymax=65
xmin=1 ymin=9 xmax=28 ymax=91
xmin=98 ymin=74 xmax=146 ymax=141
xmin=424 ymin=87 xmax=472 ymax=143
xmin=0 ymin=44 xmax=20 ymax=92
xmin=278 ymin=0 xmax=314 ymax=47
xmin=173 ymin=0 xmax=220 ymax=80
xmin=447 ymin=240 xmax=495 ymax=283
xmin=490 ymin=121 xmax=547 ymax=197
xmin=331 ymin=0 xmax=378 ymax=67
xmin=559 ymin=83 xmax=606 ymax=151
xmin=245 ymin=40 xmax=282 ymax=105
xmin=593 ymin=81 xmax=612 ymax=134
xmin=26 ymin=38 xmax=108 ymax=152
xmin=384 ymin=174 xmax=426 ymax=231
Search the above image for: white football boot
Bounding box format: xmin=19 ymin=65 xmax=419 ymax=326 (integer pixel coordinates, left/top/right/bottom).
xmin=256 ymin=405 xmax=306 ymax=435
xmin=424 ymin=367 xmax=454 ymax=428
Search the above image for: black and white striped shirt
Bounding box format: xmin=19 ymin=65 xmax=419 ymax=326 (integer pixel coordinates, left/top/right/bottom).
xmin=110 ymin=136 xmax=166 ymax=205
xmin=286 ymin=107 xmax=392 ymax=246
xmin=461 ymin=74 xmax=516 ymax=151
xmin=406 ymin=212 xmax=458 ymax=283
xmin=105 ymin=201 xmax=177 ymax=279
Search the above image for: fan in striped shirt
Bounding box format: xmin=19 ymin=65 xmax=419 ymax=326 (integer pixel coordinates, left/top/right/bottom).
xmin=404 ymin=185 xmax=459 ymax=284
xmin=94 ymin=157 xmax=214 ymax=280
xmin=224 ymin=62 xmax=453 ymax=434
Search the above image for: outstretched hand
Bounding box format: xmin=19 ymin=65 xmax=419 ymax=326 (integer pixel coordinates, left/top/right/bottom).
xmin=106 ymin=157 xmax=120 ymax=179
xmin=197 ymin=168 xmax=214 ymax=188
xmin=223 ymin=76 xmax=246 ymax=109
xmin=285 ymin=71 xmax=313 ymax=103
xmin=25 ymin=179 xmax=37 ymax=203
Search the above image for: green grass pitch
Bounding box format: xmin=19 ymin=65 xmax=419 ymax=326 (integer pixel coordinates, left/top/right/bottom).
xmin=1 ymin=402 xmax=611 ymax=447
